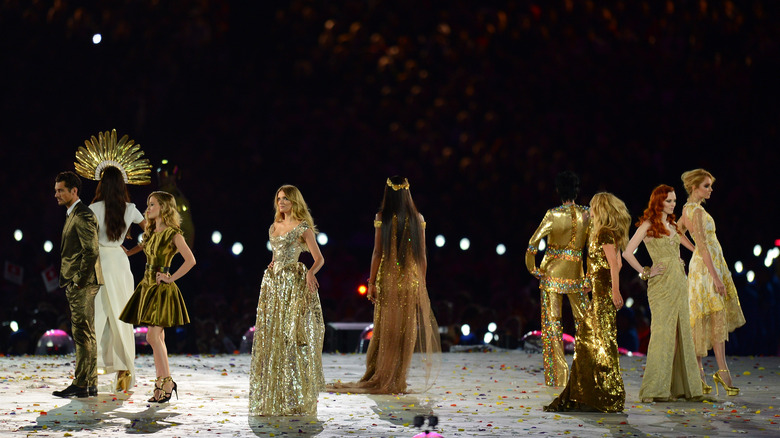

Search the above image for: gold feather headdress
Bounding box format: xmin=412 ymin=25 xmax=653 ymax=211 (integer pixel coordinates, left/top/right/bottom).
xmin=74 ymin=129 xmax=152 ymax=185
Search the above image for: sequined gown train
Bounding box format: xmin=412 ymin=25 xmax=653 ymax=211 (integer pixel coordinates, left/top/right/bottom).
xmin=638 ymin=233 xmax=702 ymax=401
xmin=683 ymin=202 xmax=745 ymax=356
xmin=249 ymin=222 xmax=324 ymax=416
xmin=545 ymin=229 xmax=625 ymax=413
xmin=328 ymin=216 xmax=440 ymax=394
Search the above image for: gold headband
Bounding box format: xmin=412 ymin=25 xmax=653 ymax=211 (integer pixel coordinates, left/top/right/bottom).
xmin=387 ymin=178 xmax=410 ymax=191
xmin=75 ymin=129 xmax=152 ymax=185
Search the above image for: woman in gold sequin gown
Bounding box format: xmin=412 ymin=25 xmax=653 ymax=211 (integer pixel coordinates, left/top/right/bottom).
xmin=679 ymin=169 xmax=745 ymax=394
xmin=249 ymin=185 xmax=325 ymax=416
xmin=545 ymin=192 xmax=629 ymax=413
xmin=526 ymin=171 xmax=591 ymax=387
xmin=622 ymin=185 xmax=703 ymax=402
xmin=120 ymin=191 xmax=196 ymax=403
xmin=328 ymin=176 xmax=440 ymax=394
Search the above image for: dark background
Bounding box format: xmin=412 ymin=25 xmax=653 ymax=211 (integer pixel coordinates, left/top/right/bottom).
xmin=2 ymin=1 xmax=778 ymax=356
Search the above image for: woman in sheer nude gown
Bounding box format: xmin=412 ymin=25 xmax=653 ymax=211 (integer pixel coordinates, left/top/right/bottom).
xmin=328 ymin=176 xmax=440 ymax=394
xmin=622 ymin=185 xmax=703 ymax=402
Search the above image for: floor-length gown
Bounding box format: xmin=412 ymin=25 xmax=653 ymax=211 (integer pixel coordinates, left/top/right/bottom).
xmin=89 ymin=201 xmax=143 ymax=392
xmin=329 ymin=216 xmax=441 ymax=394
xmin=249 ymin=222 xmax=325 ymax=416
xmin=638 ymin=233 xmax=702 ymax=401
xmin=545 ymin=229 xmax=625 ymax=413
xmin=683 ymin=202 xmax=745 ymax=355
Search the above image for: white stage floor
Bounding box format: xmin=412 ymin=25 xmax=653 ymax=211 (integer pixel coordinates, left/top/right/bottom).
xmin=1 ymin=351 xmax=778 ymax=437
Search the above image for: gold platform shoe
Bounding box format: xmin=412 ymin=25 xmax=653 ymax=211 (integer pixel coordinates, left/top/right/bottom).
xmin=699 ymin=368 xmax=712 ymax=395
xmin=712 ymin=369 xmax=739 ymax=396
xmin=116 ymin=370 xmax=132 ymax=392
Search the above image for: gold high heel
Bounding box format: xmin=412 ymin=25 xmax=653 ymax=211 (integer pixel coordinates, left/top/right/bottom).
xmin=712 ymin=369 xmax=739 ymax=396
xmin=116 ymin=370 xmax=132 ymax=392
xmin=699 ymin=368 xmax=712 ymax=394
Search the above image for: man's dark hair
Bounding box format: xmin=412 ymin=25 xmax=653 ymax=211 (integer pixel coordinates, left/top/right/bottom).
xmin=56 ymin=171 xmax=82 ymax=194
xmin=555 ymin=171 xmax=579 ymax=202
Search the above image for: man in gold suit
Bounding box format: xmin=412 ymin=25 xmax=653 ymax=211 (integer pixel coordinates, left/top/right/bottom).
xmin=53 ymin=171 xmax=103 ymax=398
xmin=526 ymin=171 xmax=590 ymax=387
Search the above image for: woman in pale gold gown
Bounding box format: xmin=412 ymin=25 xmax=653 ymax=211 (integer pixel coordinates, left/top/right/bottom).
xmin=679 ymin=169 xmax=745 ymax=396
xmin=328 ymin=176 xmax=440 ymax=394
xmin=545 ymin=192 xmax=629 ymax=413
xmin=622 ymin=185 xmax=703 ymax=402
xmin=249 ymin=185 xmax=325 ymax=416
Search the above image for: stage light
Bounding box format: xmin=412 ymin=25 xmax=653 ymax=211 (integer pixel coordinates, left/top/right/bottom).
xmin=769 ymin=247 xmax=780 ymax=259
xmin=734 ymin=261 xmax=743 ymax=273
xmin=13 ymin=229 xmax=22 ymax=241
xmin=625 ymin=297 xmax=634 ymax=308
xmin=753 ymin=244 xmax=762 ymax=257
xmin=633 ymin=247 xmax=638 ymax=254
xmin=487 ymin=322 xmax=497 ymax=333
xmin=494 ymin=334 xmax=499 ymax=341
xmin=435 ymin=235 xmax=445 ymax=247
xmin=161 ymin=159 xmax=169 ymax=165
xmin=496 ymin=244 xmax=506 ymax=255
xmin=10 ymin=321 xmax=19 ymax=332
xmin=460 ymin=324 xmax=471 ymax=336
xmin=266 ymin=240 xmax=272 ymax=251
xmin=539 ymin=238 xmax=546 ymax=251
xmin=765 ymin=256 xmax=773 ymax=268
xmin=231 ymin=242 xmax=244 ymax=256
xmin=483 ymin=332 xmax=493 ymax=344
xmin=459 ymin=238 xmax=470 ymax=250
xmin=776 ymin=238 xmax=780 ymax=247
xmin=137 ymin=234 xmax=143 ymax=244
xmin=358 ymin=284 xmax=367 ymax=295
xmin=43 ymin=240 xmax=53 ymax=253
xmin=317 ymin=232 xmax=328 ymax=245
xmin=747 ymin=270 xmax=755 ymax=283
xmin=92 ymin=33 xmax=102 ymax=44
xmin=211 ymin=231 xmax=222 ymax=244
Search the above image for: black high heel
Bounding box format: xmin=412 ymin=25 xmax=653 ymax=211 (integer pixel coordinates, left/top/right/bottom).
xmin=148 ymin=377 xmax=163 ymax=402
xmin=157 ymin=376 xmax=178 ymax=403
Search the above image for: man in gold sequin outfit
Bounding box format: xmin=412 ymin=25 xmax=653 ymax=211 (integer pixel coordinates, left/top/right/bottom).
xmin=526 ymin=171 xmax=590 ymax=387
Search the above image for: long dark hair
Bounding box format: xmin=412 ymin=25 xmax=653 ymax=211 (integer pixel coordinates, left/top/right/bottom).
xmin=92 ymin=166 xmax=131 ymax=242
xmin=379 ymin=175 xmax=424 ymax=268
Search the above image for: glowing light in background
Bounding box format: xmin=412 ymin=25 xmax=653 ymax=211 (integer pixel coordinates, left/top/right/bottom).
xmin=435 ymin=235 xmax=445 ymax=248
xmin=496 ymin=244 xmax=506 ymax=255
xmin=358 ymin=285 xmax=367 ymax=295
xmin=625 ymin=297 xmax=634 ymax=308
xmin=753 ymin=244 xmax=762 ymax=257
xmin=317 ymin=233 xmax=328 ymax=245
xmin=747 ymin=270 xmax=755 ymax=283
xmin=459 ymin=238 xmax=470 ymax=251
xmin=13 ymin=229 xmax=22 ymax=241
xmin=538 ymin=238 xmax=546 ymax=251
xmin=460 ymin=324 xmax=471 ymax=336
xmin=211 ymin=231 xmax=222 ymax=244
xmin=266 ymin=240 xmax=272 ymax=251
xmin=483 ymin=333 xmax=493 ymax=344
xmin=487 ymin=322 xmax=497 ymax=333
xmin=231 ymin=242 xmax=244 ymax=256
xmin=92 ymin=33 xmax=102 ymax=44
xmin=734 ymin=261 xmax=743 ymax=273
xmin=43 ymin=240 xmax=53 ymax=253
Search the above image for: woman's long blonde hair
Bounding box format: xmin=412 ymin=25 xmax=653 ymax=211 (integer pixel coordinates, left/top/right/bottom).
xmin=681 ymin=168 xmax=715 ymax=200
xmin=590 ymin=192 xmax=631 ymax=251
xmin=142 ymin=191 xmax=182 ymax=245
xmin=274 ymin=185 xmax=318 ymax=233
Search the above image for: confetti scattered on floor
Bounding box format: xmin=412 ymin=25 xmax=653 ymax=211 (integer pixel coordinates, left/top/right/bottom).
xmin=1 ymin=352 xmax=778 ymax=436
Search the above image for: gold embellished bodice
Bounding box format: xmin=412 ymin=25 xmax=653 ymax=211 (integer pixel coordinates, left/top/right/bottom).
xmin=269 ymin=222 xmax=310 ymax=272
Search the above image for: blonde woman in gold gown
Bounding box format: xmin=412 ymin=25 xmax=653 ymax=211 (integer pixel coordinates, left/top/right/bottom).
xmin=526 ymin=171 xmax=591 ymax=387
xmin=545 ymin=192 xmax=629 ymax=413
xmin=679 ymin=169 xmax=745 ymax=396
xmin=622 ymin=185 xmax=703 ymax=402
xmin=249 ymin=185 xmax=325 ymax=415
xmin=328 ymin=176 xmax=440 ymax=394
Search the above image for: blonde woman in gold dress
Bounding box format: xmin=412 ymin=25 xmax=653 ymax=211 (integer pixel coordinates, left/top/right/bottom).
xmin=545 ymin=192 xmax=629 ymax=413
xmin=526 ymin=171 xmax=590 ymax=387
xmin=622 ymin=185 xmax=703 ymax=402
xmin=328 ymin=176 xmax=440 ymax=394
xmin=248 ymin=185 xmax=325 ymax=415
xmin=679 ymin=169 xmax=745 ymax=396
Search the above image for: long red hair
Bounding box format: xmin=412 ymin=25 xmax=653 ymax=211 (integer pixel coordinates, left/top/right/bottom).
xmin=636 ymin=184 xmax=679 ymax=237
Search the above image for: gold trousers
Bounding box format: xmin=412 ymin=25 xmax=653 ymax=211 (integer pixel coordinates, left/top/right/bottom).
xmin=66 ymin=284 xmax=100 ymax=387
xmin=541 ymin=290 xmax=588 ymax=386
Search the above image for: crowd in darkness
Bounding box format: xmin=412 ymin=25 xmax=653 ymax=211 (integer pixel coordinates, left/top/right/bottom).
xmin=1 ymin=1 xmax=779 ymax=357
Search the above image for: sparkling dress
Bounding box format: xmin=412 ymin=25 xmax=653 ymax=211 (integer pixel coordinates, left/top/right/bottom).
xmin=638 ymin=233 xmax=702 ymax=401
xmin=545 ymin=229 xmax=625 ymax=413
xmin=526 ymin=204 xmax=591 ymax=386
xmin=328 ymin=216 xmax=441 ymax=394
xmin=683 ymin=202 xmax=745 ymax=356
xmin=249 ymin=221 xmax=324 ymax=416
xmin=90 ymin=201 xmax=144 ymax=392
xmin=119 ymin=227 xmax=190 ymax=327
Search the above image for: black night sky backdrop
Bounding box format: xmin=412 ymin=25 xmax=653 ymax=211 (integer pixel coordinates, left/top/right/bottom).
xmin=1 ymin=1 xmax=778 ymax=355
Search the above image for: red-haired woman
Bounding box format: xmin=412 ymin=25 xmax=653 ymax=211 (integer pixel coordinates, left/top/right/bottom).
xmin=622 ymin=185 xmax=703 ymax=402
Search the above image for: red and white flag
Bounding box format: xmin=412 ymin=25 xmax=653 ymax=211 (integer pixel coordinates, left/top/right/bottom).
xmin=41 ymin=265 xmax=59 ymax=292
xmin=4 ymin=261 xmax=23 ymax=285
